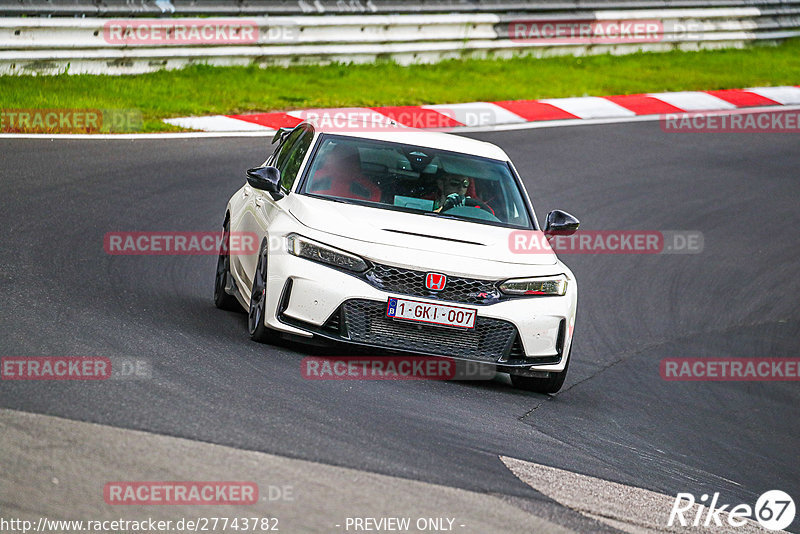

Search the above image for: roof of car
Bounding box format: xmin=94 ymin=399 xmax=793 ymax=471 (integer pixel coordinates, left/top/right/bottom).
xmin=300 ymin=120 xmax=510 ymax=161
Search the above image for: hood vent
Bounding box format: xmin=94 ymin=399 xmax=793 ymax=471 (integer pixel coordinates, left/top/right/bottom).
xmin=382 ymin=228 xmax=485 ymax=246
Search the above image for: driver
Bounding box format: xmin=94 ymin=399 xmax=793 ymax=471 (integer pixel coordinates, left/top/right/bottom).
xmin=433 ymin=173 xmax=471 ymax=213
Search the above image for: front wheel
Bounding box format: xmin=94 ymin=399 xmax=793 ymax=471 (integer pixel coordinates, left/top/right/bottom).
xmin=248 ymin=242 xmax=278 ymax=343
xmin=510 ymin=346 xmax=571 ymax=394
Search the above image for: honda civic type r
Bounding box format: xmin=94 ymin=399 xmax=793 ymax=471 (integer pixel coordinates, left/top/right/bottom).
xmin=214 ymin=121 xmax=580 ymax=393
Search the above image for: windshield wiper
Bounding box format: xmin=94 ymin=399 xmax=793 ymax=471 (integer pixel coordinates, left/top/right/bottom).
xmin=422 ymin=211 xmax=463 ymax=222
xmin=307 ymin=194 xmax=356 ymax=205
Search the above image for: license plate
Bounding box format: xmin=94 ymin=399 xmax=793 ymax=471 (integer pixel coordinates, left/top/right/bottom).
xmin=386 ymin=297 xmax=477 ymax=329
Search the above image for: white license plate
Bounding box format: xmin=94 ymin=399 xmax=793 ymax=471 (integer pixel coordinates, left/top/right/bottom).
xmin=386 ymin=297 xmax=477 ymax=329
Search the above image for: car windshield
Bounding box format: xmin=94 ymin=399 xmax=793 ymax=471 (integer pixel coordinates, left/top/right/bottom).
xmin=299 ymin=134 xmax=533 ymax=229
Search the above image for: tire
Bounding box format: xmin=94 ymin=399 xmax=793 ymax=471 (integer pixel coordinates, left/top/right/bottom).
xmin=214 ymin=218 xmax=240 ymax=311
xmin=510 ymin=346 xmax=571 ymax=394
xmin=247 ymin=241 xmax=278 ymax=343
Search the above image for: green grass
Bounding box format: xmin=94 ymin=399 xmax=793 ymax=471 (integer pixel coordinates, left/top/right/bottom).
xmin=2 ymin=39 xmax=799 ymax=132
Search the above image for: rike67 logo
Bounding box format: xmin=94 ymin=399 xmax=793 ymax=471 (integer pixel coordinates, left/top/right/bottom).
xmin=668 ymin=490 xmax=795 ymax=531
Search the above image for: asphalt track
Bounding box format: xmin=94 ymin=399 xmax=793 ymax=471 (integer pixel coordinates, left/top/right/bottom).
xmin=1 ymin=122 xmax=799 ymax=532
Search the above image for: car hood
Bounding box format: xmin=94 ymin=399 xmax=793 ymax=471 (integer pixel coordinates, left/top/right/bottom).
xmin=287 ymin=194 xmax=557 ymax=265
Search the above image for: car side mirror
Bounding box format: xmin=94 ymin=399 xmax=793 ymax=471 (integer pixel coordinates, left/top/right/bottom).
xmin=246 ymin=166 xmax=284 ymax=200
xmin=544 ymin=210 xmax=580 ymax=236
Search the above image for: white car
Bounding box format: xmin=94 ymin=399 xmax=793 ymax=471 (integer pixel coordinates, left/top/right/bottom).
xmin=214 ymin=121 xmax=579 ymax=393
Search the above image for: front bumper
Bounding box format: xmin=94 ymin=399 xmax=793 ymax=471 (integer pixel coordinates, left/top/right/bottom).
xmin=263 ymin=253 xmax=576 ymax=372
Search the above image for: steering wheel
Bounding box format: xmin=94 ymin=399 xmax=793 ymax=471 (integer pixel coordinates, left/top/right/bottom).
xmin=464 ymin=197 xmax=495 ymax=216
xmin=440 ymin=194 xmax=495 ymax=216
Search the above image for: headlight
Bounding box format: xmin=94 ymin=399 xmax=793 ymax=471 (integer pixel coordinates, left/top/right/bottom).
xmin=499 ymin=274 xmax=567 ymax=296
xmin=286 ymin=234 xmax=368 ymax=273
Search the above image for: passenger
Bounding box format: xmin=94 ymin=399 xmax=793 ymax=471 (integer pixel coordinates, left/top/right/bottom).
xmin=308 ymin=143 xmax=381 ymax=202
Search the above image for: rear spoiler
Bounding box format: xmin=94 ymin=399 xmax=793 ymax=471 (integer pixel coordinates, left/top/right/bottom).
xmin=271 ymin=127 xmax=294 ymax=144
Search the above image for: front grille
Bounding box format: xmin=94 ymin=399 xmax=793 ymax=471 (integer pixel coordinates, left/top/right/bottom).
xmin=363 ymin=263 xmax=501 ymax=305
xmin=342 ymin=299 xmax=517 ymax=362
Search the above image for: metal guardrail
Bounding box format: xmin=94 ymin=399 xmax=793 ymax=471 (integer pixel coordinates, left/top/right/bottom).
xmin=1 ymin=2 xmax=799 ymax=75
xmin=3 ymin=0 xmax=800 ymax=16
